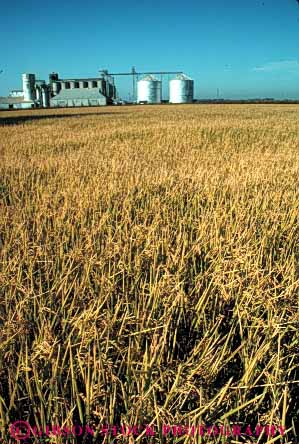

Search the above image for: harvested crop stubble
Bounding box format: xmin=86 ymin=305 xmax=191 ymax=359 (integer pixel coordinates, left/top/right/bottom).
xmin=0 ymin=104 xmax=299 ymax=443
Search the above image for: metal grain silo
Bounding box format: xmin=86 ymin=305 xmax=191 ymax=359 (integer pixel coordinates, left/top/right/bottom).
xmin=101 ymin=80 xmax=107 ymax=96
xmin=34 ymin=81 xmax=44 ymax=105
xmin=41 ymin=85 xmax=50 ymax=107
xmin=169 ymin=74 xmax=194 ymax=104
xmin=35 ymin=86 xmax=42 ymax=104
xmin=52 ymin=82 xmax=60 ymax=95
xmin=107 ymin=83 xmax=114 ymax=99
xmin=137 ymin=75 xmax=161 ymax=104
xmin=22 ymin=73 xmax=36 ymax=101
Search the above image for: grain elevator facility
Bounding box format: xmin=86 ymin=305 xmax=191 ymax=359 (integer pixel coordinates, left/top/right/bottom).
xmin=0 ymin=71 xmax=117 ymax=109
xmin=0 ymin=67 xmax=195 ymax=109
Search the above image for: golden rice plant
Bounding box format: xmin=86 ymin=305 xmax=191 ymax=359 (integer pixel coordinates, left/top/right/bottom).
xmin=0 ymin=104 xmax=299 ymax=443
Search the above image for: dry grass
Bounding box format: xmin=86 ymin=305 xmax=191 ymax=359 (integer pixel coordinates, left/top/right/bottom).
xmin=0 ymin=104 xmax=299 ymax=443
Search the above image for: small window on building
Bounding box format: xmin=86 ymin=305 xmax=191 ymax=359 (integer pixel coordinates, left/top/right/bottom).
xmin=9 ymin=104 xmax=13 ymax=109
xmin=74 ymin=82 xmax=80 ymax=88
xmin=65 ymin=82 xmax=70 ymax=89
xmin=83 ymin=81 xmax=88 ymax=88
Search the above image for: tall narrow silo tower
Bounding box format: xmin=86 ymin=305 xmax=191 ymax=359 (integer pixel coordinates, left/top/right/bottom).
xmin=169 ymin=74 xmax=194 ymax=103
xmin=35 ymin=80 xmax=46 ymax=106
xmin=52 ymin=81 xmax=61 ymax=96
xmin=41 ymin=85 xmax=50 ymax=107
xmin=22 ymin=73 xmax=36 ymax=101
xmin=137 ymin=75 xmax=161 ymax=104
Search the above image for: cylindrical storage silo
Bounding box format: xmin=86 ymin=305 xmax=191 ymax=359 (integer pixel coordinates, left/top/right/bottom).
xmin=101 ymin=80 xmax=107 ymax=95
xmin=137 ymin=75 xmax=161 ymax=104
xmin=42 ymin=86 xmax=50 ymax=107
xmin=22 ymin=73 xmax=36 ymax=101
xmin=52 ymin=81 xmax=61 ymax=95
xmin=107 ymin=83 xmax=114 ymax=98
xmin=169 ymin=74 xmax=194 ymax=104
xmin=35 ymin=86 xmax=42 ymax=105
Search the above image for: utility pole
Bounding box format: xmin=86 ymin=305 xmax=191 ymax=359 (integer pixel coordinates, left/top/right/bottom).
xmin=132 ymin=66 xmax=136 ymax=102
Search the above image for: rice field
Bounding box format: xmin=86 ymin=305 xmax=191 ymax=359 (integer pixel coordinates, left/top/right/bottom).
xmin=0 ymin=104 xmax=299 ymax=443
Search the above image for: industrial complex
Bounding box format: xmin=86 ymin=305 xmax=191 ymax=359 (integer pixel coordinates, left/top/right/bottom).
xmin=0 ymin=69 xmax=195 ymax=109
xmin=0 ymin=72 xmax=116 ymax=109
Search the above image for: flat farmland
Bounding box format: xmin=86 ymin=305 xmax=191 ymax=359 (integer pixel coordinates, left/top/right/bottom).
xmin=0 ymin=104 xmax=299 ymax=443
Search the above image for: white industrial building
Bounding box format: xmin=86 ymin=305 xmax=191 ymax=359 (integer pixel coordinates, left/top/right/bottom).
xmin=50 ymin=88 xmax=107 ymax=107
xmin=0 ymin=72 xmax=116 ymax=109
xmin=49 ymin=74 xmax=110 ymax=107
xmin=0 ymin=96 xmax=35 ymax=110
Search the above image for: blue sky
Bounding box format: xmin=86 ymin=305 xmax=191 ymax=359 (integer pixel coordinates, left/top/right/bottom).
xmin=1 ymin=0 xmax=299 ymax=99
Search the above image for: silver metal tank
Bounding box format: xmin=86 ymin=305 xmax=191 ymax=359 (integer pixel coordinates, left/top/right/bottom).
xmin=35 ymin=86 xmax=42 ymax=105
xmin=137 ymin=75 xmax=161 ymax=103
xmin=108 ymin=83 xmax=114 ymax=98
xmin=101 ymin=80 xmax=107 ymax=95
xmin=52 ymin=81 xmax=61 ymax=95
xmin=41 ymin=86 xmax=50 ymax=107
xmin=169 ymin=74 xmax=194 ymax=104
xmin=22 ymin=73 xmax=36 ymax=101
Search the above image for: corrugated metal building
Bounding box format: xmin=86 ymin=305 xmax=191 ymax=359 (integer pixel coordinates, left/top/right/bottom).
xmin=50 ymin=87 xmax=107 ymax=107
xmin=9 ymin=90 xmax=24 ymax=97
xmin=0 ymin=96 xmax=35 ymax=110
xmin=49 ymin=73 xmax=115 ymax=107
xmin=1 ymin=71 xmax=116 ymax=109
